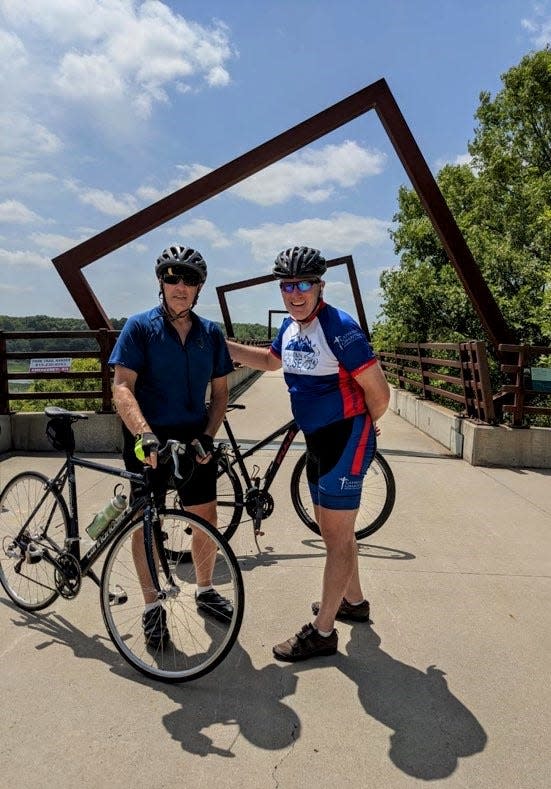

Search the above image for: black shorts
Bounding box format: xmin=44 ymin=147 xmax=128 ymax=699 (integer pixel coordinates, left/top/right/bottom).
xmin=122 ymin=424 xmax=217 ymax=507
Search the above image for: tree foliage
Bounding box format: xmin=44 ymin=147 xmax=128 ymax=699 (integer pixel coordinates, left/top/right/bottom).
xmin=373 ymin=48 xmax=551 ymax=350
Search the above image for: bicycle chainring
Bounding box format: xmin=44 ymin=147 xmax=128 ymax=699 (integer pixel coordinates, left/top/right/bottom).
xmin=245 ymin=490 xmax=274 ymax=520
xmin=54 ymin=553 xmax=82 ymax=599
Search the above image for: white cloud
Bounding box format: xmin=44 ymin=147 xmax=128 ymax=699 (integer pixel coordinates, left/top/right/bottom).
xmin=136 ymin=164 xmax=212 ymax=203
xmin=0 ymin=247 xmax=52 ymax=268
xmin=434 ymin=151 xmax=473 ymax=169
xmin=0 ymin=199 xmax=43 ymax=224
xmin=232 ymin=141 xmax=387 ymax=206
xmin=0 ymin=113 xmax=62 ymax=156
xmin=521 ymin=7 xmax=551 ymax=45
xmin=176 ymin=218 xmax=231 ymax=248
xmin=0 ymin=0 xmax=236 ymax=119
xmin=30 ymin=232 xmax=85 ymax=253
xmin=236 ymin=212 xmax=390 ymax=262
xmin=132 ymin=142 xmax=384 ymax=212
xmin=64 ymin=180 xmax=138 ymax=217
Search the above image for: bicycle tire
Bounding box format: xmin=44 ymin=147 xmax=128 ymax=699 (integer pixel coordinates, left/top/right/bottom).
xmin=215 ymin=457 xmax=244 ymax=542
xmin=165 ymin=457 xmax=243 ymax=562
xmin=290 ymin=450 xmax=396 ymax=540
xmin=0 ymin=471 xmax=69 ymax=611
xmin=100 ymin=509 xmax=244 ymax=683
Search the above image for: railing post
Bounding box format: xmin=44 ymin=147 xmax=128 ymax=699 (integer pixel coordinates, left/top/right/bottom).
xmin=418 ymin=343 xmax=431 ymax=399
xmin=471 ymin=341 xmax=495 ymax=423
xmin=511 ymin=346 xmax=528 ymax=428
xmin=97 ymin=329 xmax=115 ymax=413
xmin=0 ymin=331 xmax=9 ymax=414
xmin=396 ymin=346 xmax=405 ymax=389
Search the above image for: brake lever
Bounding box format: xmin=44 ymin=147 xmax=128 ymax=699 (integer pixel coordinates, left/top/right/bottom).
xmin=170 ymin=441 xmax=183 ymax=479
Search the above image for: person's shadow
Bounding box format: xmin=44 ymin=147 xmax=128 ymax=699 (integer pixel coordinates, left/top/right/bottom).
xmin=6 ymin=603 xmax=485 ymax=775
xmin=291 ymin=623 xmax=487 ymax=780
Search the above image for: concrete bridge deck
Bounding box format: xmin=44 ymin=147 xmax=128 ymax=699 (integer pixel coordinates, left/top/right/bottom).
xmin=0 ymin=370 xmax=550 ymax=788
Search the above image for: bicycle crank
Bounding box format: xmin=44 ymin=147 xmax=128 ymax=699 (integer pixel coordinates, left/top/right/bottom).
xmin=245 ymin=490 xmax=274 ymax=521
xmin=54 ymin=553 xmax=82 ymax=599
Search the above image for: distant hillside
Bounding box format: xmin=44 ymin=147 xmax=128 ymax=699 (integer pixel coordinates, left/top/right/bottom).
xmin=0 ymin=315 xmax=271 ymax=351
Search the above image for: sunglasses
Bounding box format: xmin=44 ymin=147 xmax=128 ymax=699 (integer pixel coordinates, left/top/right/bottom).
xmin=160 ymin=272 xmax=201 ymax=286
xmin=279 ymin=280 xmax=319 ymax=294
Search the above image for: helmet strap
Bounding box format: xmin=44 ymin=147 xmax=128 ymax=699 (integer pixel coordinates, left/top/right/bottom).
xmin=297 ymin=295 xmax=324 ymax=326
xmin=159 ymin=286 xmax=192 ymax=323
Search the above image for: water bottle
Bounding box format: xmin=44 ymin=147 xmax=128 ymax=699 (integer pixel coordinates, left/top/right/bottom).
xmin=86 ymin=489 xmax=127 ymax=540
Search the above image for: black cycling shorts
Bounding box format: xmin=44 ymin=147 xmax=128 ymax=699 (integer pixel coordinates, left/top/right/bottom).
xmin=122 ymin=424 xmax=217 ymax=507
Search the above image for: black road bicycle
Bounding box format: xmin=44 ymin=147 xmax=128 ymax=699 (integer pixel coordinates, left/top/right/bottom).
xmin=211 ymin=404 xmax=396 ymax=544
xmin=0 ymin=407 xmax=244 ymax=683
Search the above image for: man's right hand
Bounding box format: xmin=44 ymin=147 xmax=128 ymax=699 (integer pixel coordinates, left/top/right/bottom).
xmin=134 ymin=432 xmax=160 ymax=468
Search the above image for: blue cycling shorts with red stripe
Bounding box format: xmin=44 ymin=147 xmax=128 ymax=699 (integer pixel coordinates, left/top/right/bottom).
xmin=304 ymin=413 xmax=376 ymax=510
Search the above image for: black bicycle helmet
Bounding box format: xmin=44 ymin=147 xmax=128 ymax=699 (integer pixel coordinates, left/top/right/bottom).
xmin=272 ymin=246 xmax=326 ymax=279
xmin=155 ymin=245 xmax=207 ymax=282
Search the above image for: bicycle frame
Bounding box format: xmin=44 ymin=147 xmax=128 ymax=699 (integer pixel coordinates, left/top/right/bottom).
xmin=26 ymin=451 xmax=149 ymax=587
xmin=222 ymin=416 xmax=300 ymax=495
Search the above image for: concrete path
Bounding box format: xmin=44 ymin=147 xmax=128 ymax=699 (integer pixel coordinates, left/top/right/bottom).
xmin=0 ymin=370 xmax=550 ymax=788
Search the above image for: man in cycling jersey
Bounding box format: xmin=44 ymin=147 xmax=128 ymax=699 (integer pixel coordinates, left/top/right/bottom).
xmin=109 ymin=245 xmax=235 ymax=649
xmin=227 ymin=246 xmax=390 ymax=661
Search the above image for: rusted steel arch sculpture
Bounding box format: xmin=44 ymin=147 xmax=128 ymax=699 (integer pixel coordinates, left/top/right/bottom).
xmin=51 ymin=78 xmax=515 ymax=350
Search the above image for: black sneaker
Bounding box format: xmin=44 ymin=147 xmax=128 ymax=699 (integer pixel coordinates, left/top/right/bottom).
xmin=311 ymin=597 xmax=370 ymax=622
xmin=195 ymin=589 xmax=234 ymax=622
xmin=273 ymin=623 xmax=338 ymax=662
xmin=142 ymin=606 xmax=170 ymax=648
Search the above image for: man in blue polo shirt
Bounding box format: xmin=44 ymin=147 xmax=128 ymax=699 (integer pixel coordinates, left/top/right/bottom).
xmin=109 ymin=245 xmax=234 ymax=648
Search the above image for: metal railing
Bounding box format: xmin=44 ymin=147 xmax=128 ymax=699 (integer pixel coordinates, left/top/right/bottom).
xmin=497 ymin=344 xmax=551 ymax=427
xmin=378 ymin=341 xmax=495 ymax=423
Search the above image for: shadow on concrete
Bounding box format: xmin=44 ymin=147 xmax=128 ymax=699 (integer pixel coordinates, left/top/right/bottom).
xmin=4 ymin=600 xmax=300 ymax=758
xmin=234 ymin=538 xmax=415 ymax=572
xmin=291 ymin=624 xmax=488 ymax=780
xmin=4 ymin=600 xmax=486 ymax=773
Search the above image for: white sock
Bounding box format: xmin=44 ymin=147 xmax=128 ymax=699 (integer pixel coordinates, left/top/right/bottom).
xmin=317 ymin=628 xmax=333 ymax=637
xmin=348 ymin=599 xmax=365 ymax=606
xmin=196 ymin=585 xmax=213 ymax=595
xmin=143 ymin=601 xmax=161 ymax=613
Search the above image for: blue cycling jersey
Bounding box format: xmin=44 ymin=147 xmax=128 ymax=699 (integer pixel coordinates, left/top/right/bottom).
xmin=270 ymin=301 xmax=377 ymax=434
xmin=109 ymin=306 xmax=233 ymax=428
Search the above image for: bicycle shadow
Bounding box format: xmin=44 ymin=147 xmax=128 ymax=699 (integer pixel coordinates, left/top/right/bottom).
xmin=4 ymin=602 xmax=486 ymax=774
xmin=3 ymin=601 xmax=300 ymax=758
xmin=236 ymin=538 xmax=415 ymax=572
xmin=289 ymin=623 xmax=487 ymax=780
xmin=161 ymin=635 xmax=300 ymax=757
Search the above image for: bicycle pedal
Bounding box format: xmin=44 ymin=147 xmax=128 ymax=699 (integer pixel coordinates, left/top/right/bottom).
xmin=109 ymin=587 xmax=128 ymax=605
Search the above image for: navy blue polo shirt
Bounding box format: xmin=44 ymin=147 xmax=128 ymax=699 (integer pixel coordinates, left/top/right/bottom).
xmin=109 ymin=306 xmax=233 ymax=428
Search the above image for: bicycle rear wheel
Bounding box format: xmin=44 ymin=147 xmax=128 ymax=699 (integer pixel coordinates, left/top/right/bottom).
xmin=165 ymin=456 xmax=243 ymax=561
xmin=100 ymin=509 xmax=244 ymax=683
xmin=0 ymin=471 xmax=69 ymax=610
xmin=290 ymin=451 xmax=396 ymax=540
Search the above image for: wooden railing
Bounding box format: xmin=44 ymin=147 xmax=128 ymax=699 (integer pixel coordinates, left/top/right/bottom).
xmin=379 ymin=341 xmax=495 ymax=423
xmin=0 ymin=329 xmax=119 ymax=414
xmin=0 ymin=330 xmax=272 ymax=415
xmin=497 ymin=344 xmax=551 ymax=427
xmin=2 ymin=331 xmax=548 ymax=428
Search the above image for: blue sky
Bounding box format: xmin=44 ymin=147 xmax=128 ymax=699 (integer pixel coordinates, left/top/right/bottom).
xmin=1 ymin=0 xmax=549 ymax=329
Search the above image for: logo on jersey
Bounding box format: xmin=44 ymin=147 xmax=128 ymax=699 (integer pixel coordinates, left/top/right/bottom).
xmin=282 ymin=334 xmax=320 ymax=371
xmin=339 ymin=476 xmax=363 ymax=491
xmin=333 ymin=329 xmax=365 ymax=351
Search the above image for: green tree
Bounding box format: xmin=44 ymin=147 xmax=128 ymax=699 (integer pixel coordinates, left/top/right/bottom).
xmin=373 ymin=48 xmax=551 ymax=350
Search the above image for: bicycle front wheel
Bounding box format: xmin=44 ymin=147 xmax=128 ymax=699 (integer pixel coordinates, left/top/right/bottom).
xmin=0 ymin=471 xmax=69 ymax=610
xmin=100 ymin=509 xmax=244 ymax=683
xmin=290 ymin=450 xmax=396 ymax=540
